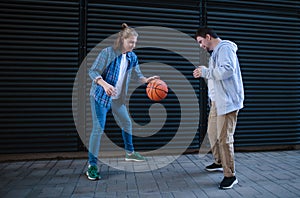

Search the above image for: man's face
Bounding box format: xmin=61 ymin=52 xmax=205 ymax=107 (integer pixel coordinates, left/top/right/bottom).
xmin=196 ymin=34 xmax=211 ymax=52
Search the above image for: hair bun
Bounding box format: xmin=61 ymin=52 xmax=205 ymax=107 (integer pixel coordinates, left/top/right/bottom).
xmin=122 ymin=23 xmax=128 ymax=29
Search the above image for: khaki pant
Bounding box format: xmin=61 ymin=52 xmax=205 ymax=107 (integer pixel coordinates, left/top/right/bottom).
xmin=207 ymin=102 xmax=238 ymax=177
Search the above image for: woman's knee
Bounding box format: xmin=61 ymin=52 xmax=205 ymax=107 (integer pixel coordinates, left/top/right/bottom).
xmin=122 ymin=119 xmax=132 ymax=131
xmin=91 ymin=125 xmax=104 ymax=136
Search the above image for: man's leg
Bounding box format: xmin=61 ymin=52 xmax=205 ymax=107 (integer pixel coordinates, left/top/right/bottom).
xmin=217 ymin=110 xmax=239 ymax=189
xmin=206 ymin=102 xmax=222 ymax=171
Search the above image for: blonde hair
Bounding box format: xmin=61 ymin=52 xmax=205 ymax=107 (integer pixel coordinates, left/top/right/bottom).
xmin=114 ymin=23 xmax=138 ymax=50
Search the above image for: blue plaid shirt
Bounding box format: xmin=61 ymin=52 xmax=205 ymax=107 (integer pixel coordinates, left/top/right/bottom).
xmin=89 ymin=46 xmax=144 ymax=108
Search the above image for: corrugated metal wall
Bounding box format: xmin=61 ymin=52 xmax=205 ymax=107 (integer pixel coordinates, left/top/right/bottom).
xmin=206 ymin=0 xmax=300 ymax=147
xmin=85 ymin=0 xmax=202 ymax=151
xmin=1 ymin=0 xmax=299 ymax=154
xmin=0 ymin=0 xmax=203 ymax=154
xmin=0 ymin=0 xmax=80 ymax=153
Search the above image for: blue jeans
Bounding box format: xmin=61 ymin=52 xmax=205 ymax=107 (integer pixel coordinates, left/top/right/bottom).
xmin=88 ymin=96 xmax=134 ymax=166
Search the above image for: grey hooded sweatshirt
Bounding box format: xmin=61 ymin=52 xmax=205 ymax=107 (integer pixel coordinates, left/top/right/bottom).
xmin=201 ymin=40 xmax=244 ymax=115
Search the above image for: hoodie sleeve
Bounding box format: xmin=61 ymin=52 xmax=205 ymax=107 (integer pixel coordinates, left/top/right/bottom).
xmin=202 ymin=45 xmax=237 ymax=80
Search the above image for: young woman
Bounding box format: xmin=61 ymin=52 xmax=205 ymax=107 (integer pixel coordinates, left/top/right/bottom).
xmin=87 ymin=23 xmax=159 ymax=180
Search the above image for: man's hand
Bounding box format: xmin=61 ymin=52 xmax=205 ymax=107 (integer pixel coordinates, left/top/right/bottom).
xmin=193 ymin=66 xmax=205 ymax=78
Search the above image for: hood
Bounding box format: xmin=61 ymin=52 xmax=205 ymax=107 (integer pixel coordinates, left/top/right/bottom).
xmin=213 ymin=40 xmax=238 ymax=55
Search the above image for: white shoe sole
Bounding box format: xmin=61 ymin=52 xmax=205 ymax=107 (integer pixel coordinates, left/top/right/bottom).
xmin=206 ymin=168 xmax=223 ymax=172
xmin=85 ymin=171 xmax=101 ymax=181
xmin=125 ymin=158 xmax=146 ymax=162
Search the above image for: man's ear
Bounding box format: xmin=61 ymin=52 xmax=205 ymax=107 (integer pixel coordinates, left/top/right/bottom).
xmin=205 ymin=34 xmax=211 ymax=40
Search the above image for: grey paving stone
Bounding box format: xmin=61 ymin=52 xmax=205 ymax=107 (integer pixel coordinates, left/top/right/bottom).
xmin=2 ymin=188 xmax=32 ymax=198
xmin=71 ymin=192 xmax=95 ymax=198
xmin=281 ymin=184 xmax=300 ymax=197
xmin=73 ymin=185 xmax=97 ymax=194
xmin=61 ymin=185 xmax=76 ymax=197
xmin=122 ymin=192 xmax=140 ymax=198
xmin=161 ymin=192 xmax=175 ymax=198
xmin=138 ymin=191 xmax=163 ymax=198
xmin=172 ymin=191 xmax=197 ymax=198
xmin=94 ymin=192 xmax=117 ymax=198
xmin=260 ymin=183 xmax=298 ymax=198
xmin=37 ymin=186 xmax=64 ymax=197
xmin=234 ymin=186 xmax=261 ymax=197
xmin=1 ymin=150 xmax=300 ymax=198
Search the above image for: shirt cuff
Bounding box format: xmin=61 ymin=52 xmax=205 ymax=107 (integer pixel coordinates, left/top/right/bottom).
xmin=94 ymin=76 xmax=102 ymax=83
xmin=201 ymin=67 xmax=208 ymax=78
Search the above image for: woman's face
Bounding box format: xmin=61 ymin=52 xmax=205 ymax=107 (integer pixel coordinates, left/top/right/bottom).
xmin=122 ymin=35 xmax=137 ymax=53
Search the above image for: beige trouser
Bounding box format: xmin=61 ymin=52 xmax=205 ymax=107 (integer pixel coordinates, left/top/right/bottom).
xmin=207 ymin=102 xmax=238 ymax=177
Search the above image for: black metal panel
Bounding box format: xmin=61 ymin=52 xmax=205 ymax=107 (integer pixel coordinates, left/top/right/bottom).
xmin=0 ymin=0 xmax=80 ymax=153
xmin=3 ymin=0 xmax=298 ymax=154
xmin=85 ymin=0 xmax=203 ymax=152
xmin=206 ymin=0 xmax=300 ymax=147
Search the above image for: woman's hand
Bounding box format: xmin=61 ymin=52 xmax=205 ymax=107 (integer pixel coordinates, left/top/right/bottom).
xmin=145 ymin=75 xmax=160 ymax=83
xmin=103 ymin=83 xmax=117 ymax=96
xmin=96 ymin=78 xmax=116 ymax=96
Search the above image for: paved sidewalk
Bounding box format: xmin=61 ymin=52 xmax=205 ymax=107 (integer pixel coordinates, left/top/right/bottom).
xmin=0 ymin=150 xmax=300 ymax=198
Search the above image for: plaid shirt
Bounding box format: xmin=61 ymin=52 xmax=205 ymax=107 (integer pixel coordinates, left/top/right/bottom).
xmin=89 ymin=46 xmax=144 ymax=108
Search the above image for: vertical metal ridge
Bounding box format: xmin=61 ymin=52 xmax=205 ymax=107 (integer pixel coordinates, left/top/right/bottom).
xmin=0 ymin=0 xmax=80 ymax=154
xmin=207 ymin=0 xmax=300 ymax=147
xmin=86 ymin=0 xmax=202 ymax=152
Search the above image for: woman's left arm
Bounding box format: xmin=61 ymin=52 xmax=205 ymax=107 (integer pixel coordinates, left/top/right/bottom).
xmin=132 ymin=56 xmax=159 ymax=84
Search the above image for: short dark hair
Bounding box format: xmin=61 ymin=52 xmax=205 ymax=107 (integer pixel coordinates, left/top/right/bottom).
xmin=195 ymin=27 xmax=219 ymax=39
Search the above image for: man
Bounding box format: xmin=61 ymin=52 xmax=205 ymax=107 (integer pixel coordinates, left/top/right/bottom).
xmin=193 ymin=27 xmax=244 ymax=189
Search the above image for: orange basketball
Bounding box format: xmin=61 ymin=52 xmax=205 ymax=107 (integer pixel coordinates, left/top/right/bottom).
xmin=146 ymin=79 xmax=168 ymax=101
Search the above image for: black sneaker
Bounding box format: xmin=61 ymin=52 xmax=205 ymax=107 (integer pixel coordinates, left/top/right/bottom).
xmin=219 ymin=176 xmax=238 ymax=190
xmin=205 ymin=163 xmax=223 ymax=172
